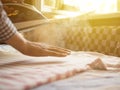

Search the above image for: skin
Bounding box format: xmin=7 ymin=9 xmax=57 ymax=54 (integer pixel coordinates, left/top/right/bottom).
xmin=5 ymin=32 xmax=70 ymax=57
xmin=1 ymin=0 xmax=71 ymax=57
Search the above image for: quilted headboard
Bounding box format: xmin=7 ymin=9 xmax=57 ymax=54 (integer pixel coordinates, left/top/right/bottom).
xmin=65 ymin=26 xmax=120 ymax=56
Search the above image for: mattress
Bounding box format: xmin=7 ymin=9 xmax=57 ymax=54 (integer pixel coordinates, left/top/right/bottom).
xmin=0 ymin=45 xmax=120 ymax=90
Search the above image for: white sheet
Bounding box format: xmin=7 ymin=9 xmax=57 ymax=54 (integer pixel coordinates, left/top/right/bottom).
xmin=0 ymin=45 xmax=120 ymax=90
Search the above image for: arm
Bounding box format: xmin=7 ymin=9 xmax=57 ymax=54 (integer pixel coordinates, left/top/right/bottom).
xmin=0 ymin=0 xmax=70 ymax=57
xmin=5 ymin=32 xmax=70 ymax=57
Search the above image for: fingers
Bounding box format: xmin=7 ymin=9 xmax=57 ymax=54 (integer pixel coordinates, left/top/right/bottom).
xmin=37 ymin=45 xmax=71 ymax=57
xmin=47 ymin=46 xmax=71 ymax=55
xmin=50 ymin=46 xmax=70 ymax=52
xmin=48 ymin=47 xmax=71 ymax=57
xmin=38 ymin=43 xmax=71 ymax=57
xmin=45 ymin=49 xmax=70 ymax=57
xmin=23 ymin=41 xmax=71 ymax=57
xmin=44 ymin=44 xmax=71 ymax=56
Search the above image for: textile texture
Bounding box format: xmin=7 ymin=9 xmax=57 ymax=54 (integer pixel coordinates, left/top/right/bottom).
xmin=0 ymin=49 xmax=120 ymax=90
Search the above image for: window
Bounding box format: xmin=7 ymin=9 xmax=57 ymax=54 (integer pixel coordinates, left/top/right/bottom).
xmin=63 ymin=0 xmax=118 ymax=14
xmin=34 ymin=0 xmax=119 ymax=14
xmin=33 ymin=0 xmax=58 ymax=12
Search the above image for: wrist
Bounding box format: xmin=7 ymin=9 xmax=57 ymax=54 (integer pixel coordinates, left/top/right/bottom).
xmin=5 ymin=32 xmax=28 ymax=53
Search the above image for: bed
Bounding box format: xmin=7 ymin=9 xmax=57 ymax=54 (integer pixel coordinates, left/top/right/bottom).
xmin=1 ymin=2 xmax=120 ymax=90
xmin=0 ymin=45 xmax=120 ymax=90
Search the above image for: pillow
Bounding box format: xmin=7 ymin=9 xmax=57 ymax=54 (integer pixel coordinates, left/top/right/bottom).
xmin=3 ymin=3 xmax=48 ymax=31
xmin=3 ymin=3 xmax=47 ymax=23
xmin=1 ymin=0 xmax=24 ymax=3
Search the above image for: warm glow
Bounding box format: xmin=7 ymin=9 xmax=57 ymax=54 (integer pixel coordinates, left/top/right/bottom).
xmin=64 ymin=0 xmax=117 ymax=14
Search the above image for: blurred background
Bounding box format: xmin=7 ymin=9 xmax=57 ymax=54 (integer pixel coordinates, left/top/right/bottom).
xmin=3 ymin=0 xmax=120 ymax=56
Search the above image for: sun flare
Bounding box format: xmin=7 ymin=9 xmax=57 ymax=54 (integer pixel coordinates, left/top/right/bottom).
xmin=64 ymin=0 xmax=118 ymax=14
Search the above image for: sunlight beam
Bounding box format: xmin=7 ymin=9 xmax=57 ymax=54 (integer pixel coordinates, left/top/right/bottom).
xmin=64 ymin=0 xmax=118 ymax=14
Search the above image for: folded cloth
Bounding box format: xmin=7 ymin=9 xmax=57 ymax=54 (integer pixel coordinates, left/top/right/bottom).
xmin=0 ymin=50 xmax=120 ymax=90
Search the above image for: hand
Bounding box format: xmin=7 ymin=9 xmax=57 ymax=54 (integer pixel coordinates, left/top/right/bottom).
xmin=6 ymin=32 xmax=71 ymax=57
xmin=22 ymin=41 xmax=71 ymax=57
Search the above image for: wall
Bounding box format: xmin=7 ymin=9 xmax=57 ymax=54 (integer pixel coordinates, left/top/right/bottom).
xmin=23 ymin=13 xmax=120 ymax=56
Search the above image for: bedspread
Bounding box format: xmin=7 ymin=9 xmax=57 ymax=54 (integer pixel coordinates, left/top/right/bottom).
xmin=33 ymin=70 xmax=120 ymax=90
xmin=0 ymin=45 xmax=120 ymax=90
